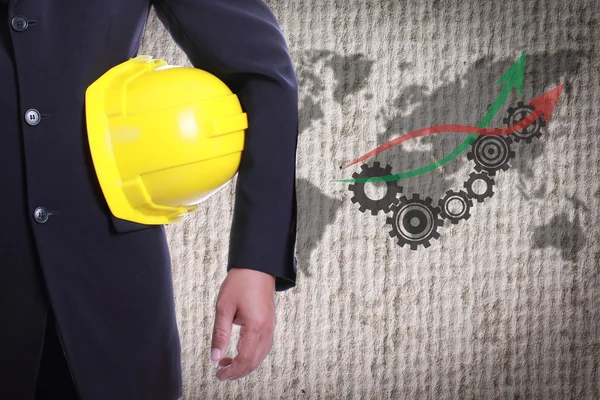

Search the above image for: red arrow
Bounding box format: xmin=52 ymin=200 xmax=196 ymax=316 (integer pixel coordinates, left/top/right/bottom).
xmin=528 ymin=83 xmax=564 ymax=123
xmin=345 ymin=84 xmax=564 ymax=168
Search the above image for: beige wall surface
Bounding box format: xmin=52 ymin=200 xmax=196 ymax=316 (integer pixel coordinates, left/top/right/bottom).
xmin=140 ymin=1 xmax=600 ymax=399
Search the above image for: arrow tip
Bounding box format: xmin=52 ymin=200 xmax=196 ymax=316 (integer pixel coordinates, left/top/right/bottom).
xmin=529 ymin=83 xmax=565 ymax=123
xmin=495 ymin=52 xmax=527 ymax=94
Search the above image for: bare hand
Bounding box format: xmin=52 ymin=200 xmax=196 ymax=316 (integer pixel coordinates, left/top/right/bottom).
xmin=210 ymin=267 xmax=276 ymax=381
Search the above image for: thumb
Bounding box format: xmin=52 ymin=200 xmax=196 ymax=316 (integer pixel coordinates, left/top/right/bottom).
xmin=211 ymin=303 xmax=234 ymax=363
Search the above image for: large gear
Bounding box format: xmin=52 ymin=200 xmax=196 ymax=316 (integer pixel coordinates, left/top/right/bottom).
xmin=386 ymin=193 xmax=443 ymax=250
xmin=438 ymin=189 xmax=473 ymax=224
xmin=466 ymin=135 xmax=515 ymax=175
xmin=348 ymin=162 xmax=403 ymax=215
xmin=463 ymin=171 xmax=495 ymax=203
xmin=503 ymin=101 xmax=546 ymax=144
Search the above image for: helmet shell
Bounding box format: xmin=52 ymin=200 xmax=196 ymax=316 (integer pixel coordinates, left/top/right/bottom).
xmin=85 ymin=55 xmax=247 ymax=224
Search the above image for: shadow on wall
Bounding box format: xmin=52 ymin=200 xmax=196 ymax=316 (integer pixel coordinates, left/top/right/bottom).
xmin=295 ymin=49 xmax=375 ymax=135
xmin=294 ymin=177 xmax=343 ymax=278
xmin=528 ymin=194 xmax=589 ymax=263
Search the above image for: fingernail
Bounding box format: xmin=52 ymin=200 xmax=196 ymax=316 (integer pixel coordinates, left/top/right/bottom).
xmin=217 ymin=365 xmax=230 ymax=381
xmin=210 ymin=348 xmax=221 ymax=361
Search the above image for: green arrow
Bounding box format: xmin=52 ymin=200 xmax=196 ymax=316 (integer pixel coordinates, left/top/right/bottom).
xmin=334 ymin=51 xmax=527 ymax=183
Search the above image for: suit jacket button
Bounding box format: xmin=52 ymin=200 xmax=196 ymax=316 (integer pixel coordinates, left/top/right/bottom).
xmin=25 ymin=109 xmax=41 ymax=126
xmin=34 ymin=207 xmax=49 ymax=224
xmin=11 ymin=16 xmax=29 ymax=32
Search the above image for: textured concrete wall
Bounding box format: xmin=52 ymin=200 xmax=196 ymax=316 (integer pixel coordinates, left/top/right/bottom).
xmin=140 ymin=1 xmax=600 ymax=398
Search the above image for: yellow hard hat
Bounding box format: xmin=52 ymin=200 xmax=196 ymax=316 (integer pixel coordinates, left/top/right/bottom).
xmin=85 ymin=55 xmax=247 ymax=225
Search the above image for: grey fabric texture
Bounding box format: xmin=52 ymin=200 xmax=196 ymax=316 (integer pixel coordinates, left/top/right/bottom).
xmin=140 ymin=1 xmax=600 ymax=398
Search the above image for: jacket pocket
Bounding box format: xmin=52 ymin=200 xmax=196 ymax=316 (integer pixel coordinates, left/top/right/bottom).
xmin=109 ymin=214 xmax=156 ymax=234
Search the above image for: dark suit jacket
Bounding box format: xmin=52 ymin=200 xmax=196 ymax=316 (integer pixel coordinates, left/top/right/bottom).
xmin=0 ymin=0 xmax=298 ymax=399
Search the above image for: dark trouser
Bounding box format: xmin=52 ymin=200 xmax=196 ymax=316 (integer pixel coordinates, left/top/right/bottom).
xmin=35 ymin=307 xmax=79 ymax=400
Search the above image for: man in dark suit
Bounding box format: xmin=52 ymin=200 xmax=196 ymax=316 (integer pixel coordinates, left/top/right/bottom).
xmin=0 ymin=1 xmax=298 ymax=399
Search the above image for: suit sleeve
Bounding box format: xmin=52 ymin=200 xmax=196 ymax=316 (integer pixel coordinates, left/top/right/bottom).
xmin=152 ymin=0 xmax=298 ymax=291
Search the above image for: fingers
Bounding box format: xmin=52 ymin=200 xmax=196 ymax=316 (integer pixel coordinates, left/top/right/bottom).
xmin=216 ymin=321 xmax=273 ymax=381
xmin=217 ymin=357 xmax=233 ymax=368
xmin=216 ymin=324 xmax=260 ymax=381
xmin=210 ymin=303 xmax=234 ymax=364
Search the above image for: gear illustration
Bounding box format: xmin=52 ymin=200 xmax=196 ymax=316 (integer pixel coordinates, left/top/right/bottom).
xmin=466 ymin=135 xmax=515 ymax=175
xmin=386 ymin=193 xmax=443 ymax=250
xmin=463 ymin=171 xmax=495 ymax=203
xmin=503 ymin=101 xmax=546 ymax=143
xmin=438 ymin=190 xmax=473 ymax=224
xmin=348 ymin=162 xmax=403 ymax=215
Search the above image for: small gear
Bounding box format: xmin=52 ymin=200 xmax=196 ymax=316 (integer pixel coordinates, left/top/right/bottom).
xmin=438 ymin=190 xmax=473 ymax=224
xmin=386 ymin=193 xmax=443 ymax=250
xmin=463 ymin=171 xmax=495 ymax=203
xmin=503 ymin=101 xmax=546 ymax=144
xmin=348 ymin=162 xmax=402 ymax=215
xmin=466 ymin=135 xmax=515 ymax=176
